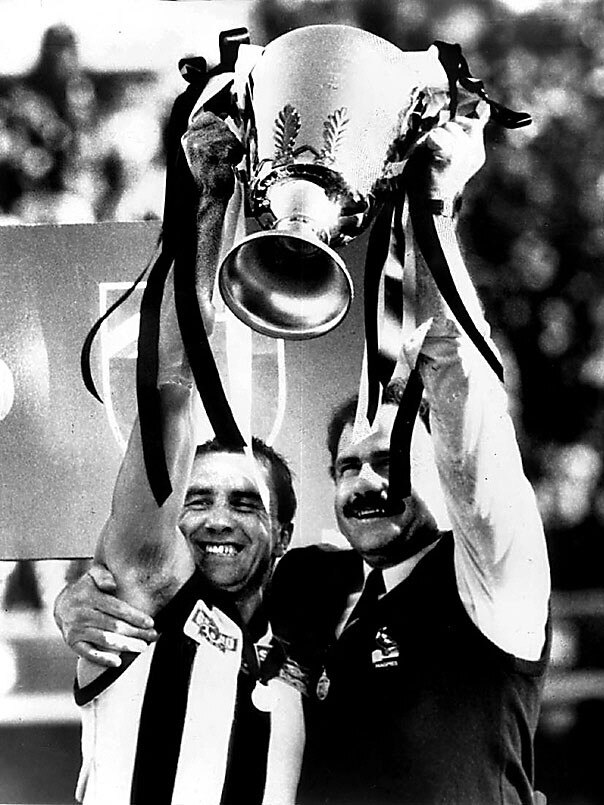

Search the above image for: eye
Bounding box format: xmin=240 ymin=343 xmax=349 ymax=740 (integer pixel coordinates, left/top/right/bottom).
xmin=231 ymin=494 xmax=263 ymax=513
xmin=372 ymin=455 xmax=390 ymax=476
xmin=184 ymin=494 xmax=212 ymax=511
xmin=336 ymin=459 xmax=360 ymax=479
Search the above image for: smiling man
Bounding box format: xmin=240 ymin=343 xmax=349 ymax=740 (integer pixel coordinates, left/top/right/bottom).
xmin=277 ymin=367 xmax=550 ymax=804
xmin=56 ymin=107 xmax=308 ymax=805
xmin=266 ymin=115 xmax=551 ymax=803
xmin=70 ymin=385 xmax=306 ymax=805
xmin=56 ymin=107 xmax=550 ymax=804
xmin=330 ymin=397 xmax=440 ymax=569
xmin=180 ymin=439 xmax=295 ymax=625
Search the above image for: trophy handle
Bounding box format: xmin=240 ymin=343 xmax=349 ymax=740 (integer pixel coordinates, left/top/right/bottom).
xmin=218 ymin=28 xmax=250 ymax=72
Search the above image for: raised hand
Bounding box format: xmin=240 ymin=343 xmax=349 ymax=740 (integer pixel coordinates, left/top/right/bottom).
xmin=181 ymin=110 xmax=244 ymax=201
xmin=422 ymin=100 xmax=489 ymax=205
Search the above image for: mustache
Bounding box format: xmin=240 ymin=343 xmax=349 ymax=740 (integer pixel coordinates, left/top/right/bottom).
xmin=342 ymin=491 xmax=406 ymax=518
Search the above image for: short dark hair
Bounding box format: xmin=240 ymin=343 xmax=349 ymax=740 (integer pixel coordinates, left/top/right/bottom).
xmin=326 ymin=388 xmax=431 ymax=479
xmin=195 ymin=437 xmax=297 ymax=525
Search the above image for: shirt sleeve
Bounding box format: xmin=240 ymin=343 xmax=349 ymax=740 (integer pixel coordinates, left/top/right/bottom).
xmin=416 ymin=316 xmax=550 ymax=661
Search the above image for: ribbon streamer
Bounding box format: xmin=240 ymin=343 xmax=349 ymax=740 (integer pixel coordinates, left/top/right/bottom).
xmin=363 ymin=200 xmax=395 ymax=425
xmin=80 ymin=243 xmax=159 ymax=403
xmin=80 ymin=57 xmax=249 ymax=506
xmin=405 ymin=166 xmax=504 ymax=383
xmin=79 ymin=33 xmax=528 ymax=510
xmin=387 ymin=365 xmax=425 ymax=508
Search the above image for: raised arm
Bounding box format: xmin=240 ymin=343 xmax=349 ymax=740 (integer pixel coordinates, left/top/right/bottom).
xmin=61 ymin=112 xmax=243 ymax=629
xmin=402 ymin=107 xmax=550 ymax=660
xmin=94 ymin=366 xmax=197 ymax=613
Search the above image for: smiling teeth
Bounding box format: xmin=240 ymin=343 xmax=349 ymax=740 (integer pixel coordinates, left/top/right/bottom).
xmin=354 ymin=508 xmax=385 ymax=519
xmin=204 ymin=544 xmax=239 ymax=556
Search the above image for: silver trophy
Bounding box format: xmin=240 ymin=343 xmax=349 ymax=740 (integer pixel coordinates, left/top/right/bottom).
xmin=218 ymin=24 xmax=451 ymax=339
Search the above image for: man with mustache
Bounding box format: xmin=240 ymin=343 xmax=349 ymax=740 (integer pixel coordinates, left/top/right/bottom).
xmin=264 ymin=110 xmax=549 ymax=805
xmin=277 ymin=349 xmax=550 ymax=804
xmin=56 ymin=106 xmax=550 ymax=804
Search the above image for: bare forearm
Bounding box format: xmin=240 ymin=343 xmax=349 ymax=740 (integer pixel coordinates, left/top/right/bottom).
xmin=183 ymin=109 xmax=244 ymax=332
xmin=94 ymin=112 xmax=241 ymax=608
xmin=96 ymin=383 xmax=196 ymax=610
xmin=194 ymin=195 xmax=232 ymax=334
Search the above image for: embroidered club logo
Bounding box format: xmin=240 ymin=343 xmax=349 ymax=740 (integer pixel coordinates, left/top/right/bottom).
xmin=372 ymin=626 xmax=400 ymax=669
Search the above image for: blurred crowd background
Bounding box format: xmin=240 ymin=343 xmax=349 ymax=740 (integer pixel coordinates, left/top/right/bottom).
xmin=1 ymin=0 xmax=603 ymax=803
xmin=0 ymin=18 xmax=169 ymax=224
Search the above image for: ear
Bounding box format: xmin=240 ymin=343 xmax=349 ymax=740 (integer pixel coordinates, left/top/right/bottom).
xmin=274 ymin=522 xmax=293 ymax=557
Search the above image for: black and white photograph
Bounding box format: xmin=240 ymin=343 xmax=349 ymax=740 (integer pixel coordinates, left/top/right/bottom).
xmin=0 ymin=1 xmax=603 ymax=803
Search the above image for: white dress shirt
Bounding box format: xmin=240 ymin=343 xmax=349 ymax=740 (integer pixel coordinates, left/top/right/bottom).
xmin=336 ymin=315 xmax=550 ymax=661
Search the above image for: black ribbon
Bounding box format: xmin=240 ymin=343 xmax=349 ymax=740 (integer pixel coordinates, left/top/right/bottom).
xmin=142 ymin=70 xmax=245 ymax=505
xmin=173 ymin=230 xmax=245 ymax=452
xmin=387 ymin=366 xmax=425 ymax=509
xmin=434 ymin=41 xmax=531 ymax=129
xmin=134 ymin=80 xmax=206 ymax=506
xmin=380 ymin=157 xmax=503 ymax=507
xmin=80 ymin=52 xmax=246 ymax=506
xmin=136 ymin=251 xmax=175 ymax=505
xmin=362 ymin=194 xmax=425 ymax=509
xmin=403 ymin=154 xmax=504 ymax=383
xmin=374 ymin=35 xmax=532 ymax=505
xmin=80 ymin=246 xmax=158 ymax=403
xmin=363 ymin=200 xmax=395 ymax=425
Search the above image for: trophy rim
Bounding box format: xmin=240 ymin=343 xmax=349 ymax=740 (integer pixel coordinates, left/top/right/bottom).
xmin=218 ymin=229 xmax=354 ymax=340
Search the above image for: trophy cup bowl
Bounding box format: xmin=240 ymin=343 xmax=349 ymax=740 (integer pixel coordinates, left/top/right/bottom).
xmin=219 ymin=24 xmax=449 ymax=339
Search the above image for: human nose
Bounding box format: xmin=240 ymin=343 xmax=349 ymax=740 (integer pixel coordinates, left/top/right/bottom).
xmin=354 ymin=462 xmax=387 ymax=494
xmin=203 ymin=504 xmax=235 ymax=535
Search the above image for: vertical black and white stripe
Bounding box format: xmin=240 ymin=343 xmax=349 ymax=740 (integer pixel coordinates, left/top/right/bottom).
xmin=74 ymin=573 xmax=270 ymax=805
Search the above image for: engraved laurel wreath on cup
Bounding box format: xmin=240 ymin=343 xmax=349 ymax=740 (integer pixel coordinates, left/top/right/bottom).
xmin=218 ymin=24 xmax=453 ymax=340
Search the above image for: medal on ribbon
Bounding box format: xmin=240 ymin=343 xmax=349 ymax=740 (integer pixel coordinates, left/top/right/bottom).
xmin=316 ymin=667 xmax=331 ymax=701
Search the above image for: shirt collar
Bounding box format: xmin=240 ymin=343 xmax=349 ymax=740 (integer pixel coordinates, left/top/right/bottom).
xmin=362 ymin=536 xmax=441 ymax=594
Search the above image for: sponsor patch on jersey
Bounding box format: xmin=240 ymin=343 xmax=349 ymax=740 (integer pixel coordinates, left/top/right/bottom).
xmin=184 ymin=600 xmax=239 ymax=652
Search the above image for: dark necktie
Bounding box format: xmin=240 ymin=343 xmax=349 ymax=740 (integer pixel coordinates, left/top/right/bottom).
xmin=346 ymin=568 xmax=385 ymax=627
